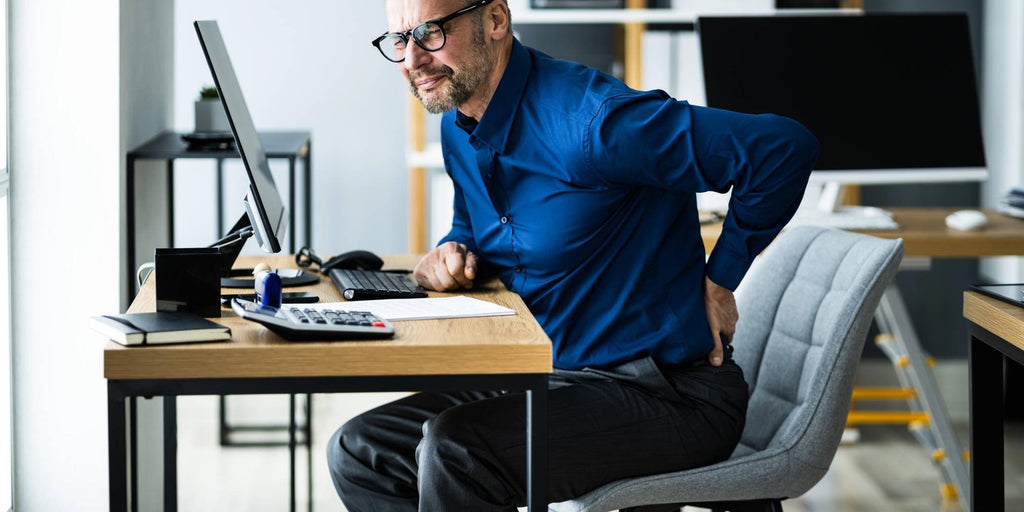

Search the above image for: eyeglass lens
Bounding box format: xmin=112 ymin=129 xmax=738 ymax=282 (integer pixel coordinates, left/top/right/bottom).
xmin=380 ymin=22 xmax=446 ymax=62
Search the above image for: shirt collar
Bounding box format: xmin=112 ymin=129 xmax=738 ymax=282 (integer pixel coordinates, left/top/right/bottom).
xmin=459 ymin=38 xmax=530 ymax=154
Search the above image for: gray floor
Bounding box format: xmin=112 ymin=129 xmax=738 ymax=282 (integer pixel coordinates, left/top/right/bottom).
xmin=175 ymin=393 xmax=1023 ymax=512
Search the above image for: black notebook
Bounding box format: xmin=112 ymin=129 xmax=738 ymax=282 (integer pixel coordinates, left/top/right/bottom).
xmin=91 ymin=311 xmax=231 ymax=346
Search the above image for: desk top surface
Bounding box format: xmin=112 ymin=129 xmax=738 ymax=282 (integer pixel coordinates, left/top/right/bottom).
xmin=127 ymin=130 xmax=310 ymax=160
xmin=702 ymin=208 xmax=1024 ymax=258
xmin=963 ymin=291 xmax=1024 ymax=353
xmin=104 ymin=255 xmax=552 ymax=380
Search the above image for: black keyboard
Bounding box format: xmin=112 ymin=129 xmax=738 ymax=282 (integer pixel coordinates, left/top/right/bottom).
xmin=329 ymin=268 xmax=427 ymax=300
xmin=230 ymin=298 xmax=394 ymax=341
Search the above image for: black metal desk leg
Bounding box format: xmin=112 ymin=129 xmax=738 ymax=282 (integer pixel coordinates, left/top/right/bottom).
xmin=304 ymin=144 xmax=312 ymax=247
xmin=167 ymin=160 xmax=176 ymax=247
xmin=970 ymin=333 xmax=1005 ymax=512
xmin=130 ymin=398 xmax=138 ymax=512
xmin=289 ymin=394 xmax=297 ymax=512
xmin=306 ymin=393 xmax=313 ymax=512
xmin=216 ymin=159 xmax=225 ymax=234
xmin=288 ymin=157 xmax=296 ymax=252
xmin=164 ymin=397 xmax=178 ymax=512
xmin=526 ymin=379 xmax=547 ymax=512
xmin=108 ymin=383 xmax=128 ymax=512
xmin=126 ymin=156 xmax=137 ymax=300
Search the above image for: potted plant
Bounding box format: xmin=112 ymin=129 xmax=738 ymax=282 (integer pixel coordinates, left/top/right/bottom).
xmin=194 ymin=85 xmax=230 ymax=134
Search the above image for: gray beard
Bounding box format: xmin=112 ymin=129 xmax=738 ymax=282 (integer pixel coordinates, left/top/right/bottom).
xmin=410 ymin=59 xmax=488 ymax=114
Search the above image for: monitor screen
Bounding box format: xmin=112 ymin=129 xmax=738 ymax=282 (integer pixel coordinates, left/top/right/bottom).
xmin=194 ymin=20 xmax=287 ymax=253
xmin=697 ymin=14 xmax=986 ymax=184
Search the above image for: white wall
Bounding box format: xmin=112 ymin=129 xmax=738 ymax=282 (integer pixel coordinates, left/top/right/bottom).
xmin=172 ymin=1 xmax=408 ymax=256
xmin=10 ymin=0 xmax=174 ymax=510
xmin=980 ymin=0 xmax=1024 ymax=283
xmin=10 ymin=0 xmax=121 ymax=509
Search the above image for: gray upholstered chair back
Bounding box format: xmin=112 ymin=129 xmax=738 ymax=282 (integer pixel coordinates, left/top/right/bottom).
xmin=549 ymin=226 xmax=904 ymax=512
xmin=727 ymin=226 xmax=904 ymax=494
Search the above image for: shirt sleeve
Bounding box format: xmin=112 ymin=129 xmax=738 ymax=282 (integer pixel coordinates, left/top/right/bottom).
xmin=436 ymin=152 xmax=494 ymax=280
xmin=586 ymin=92 xmax=819 ymax=290
xmin=437 ymin=173 xmax=476 ymax=250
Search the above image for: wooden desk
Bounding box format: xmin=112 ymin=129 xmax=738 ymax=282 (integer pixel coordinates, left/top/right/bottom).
xmin=105 ymin=255 xmax=553 ymax=512
xmin=701 ymin=208 xmax=1024 ymax=256
xmin=963 ymin=291 xmax=1024 ymax=512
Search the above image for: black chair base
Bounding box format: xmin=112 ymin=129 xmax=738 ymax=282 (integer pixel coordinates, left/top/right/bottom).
xmin=622 ymin=498 xmax=784 ymax=512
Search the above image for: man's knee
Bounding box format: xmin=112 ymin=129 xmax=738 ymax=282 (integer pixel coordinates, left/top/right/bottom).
xmin=416 ymin=405 xmax=482 ymax=468
xmin=415 ymin=404 xmax=518 ymax=507
xmin=327 ymin=414 xmax=372 ymax=475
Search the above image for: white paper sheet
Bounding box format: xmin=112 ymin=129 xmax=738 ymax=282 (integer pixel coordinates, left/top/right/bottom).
xmin=307 ymin=295 xmax=516 ymax=321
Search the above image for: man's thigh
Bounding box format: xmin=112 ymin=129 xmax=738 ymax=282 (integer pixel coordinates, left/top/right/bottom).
xmin=429 ymin=377 xmax=735 ymax=503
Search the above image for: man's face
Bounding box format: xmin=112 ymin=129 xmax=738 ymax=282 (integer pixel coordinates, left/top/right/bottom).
xmin=386 ymin=0 xmax=492 ymax=114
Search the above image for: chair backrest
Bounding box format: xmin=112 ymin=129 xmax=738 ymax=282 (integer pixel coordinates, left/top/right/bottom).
xmin=730 ymin=227 xmax=903 ymax=479
xmin=549 ymin=227 xmax=903 ymax=512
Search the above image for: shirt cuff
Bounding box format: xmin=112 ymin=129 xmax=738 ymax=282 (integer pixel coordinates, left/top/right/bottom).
xmin=704 ymin=239 xmax=750 ymax=291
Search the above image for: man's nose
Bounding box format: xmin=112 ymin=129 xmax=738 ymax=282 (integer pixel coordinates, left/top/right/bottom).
xmin=403 ymin=41 xmax=430 ymax=72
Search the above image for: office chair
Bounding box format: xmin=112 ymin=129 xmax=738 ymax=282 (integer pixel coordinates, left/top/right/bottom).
xmin=550 ymin=226 xmax=904 ymax=512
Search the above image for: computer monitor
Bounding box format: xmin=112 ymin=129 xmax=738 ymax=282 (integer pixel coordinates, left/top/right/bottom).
xmin=697 ymin=14 xmax=987 ymax=188
xmin=194 ymin=19 xmax=287 ymax=254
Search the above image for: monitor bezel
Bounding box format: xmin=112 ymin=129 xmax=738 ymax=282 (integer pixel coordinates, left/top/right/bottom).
xmin=194 ymin=19 xmax=286 ymax=253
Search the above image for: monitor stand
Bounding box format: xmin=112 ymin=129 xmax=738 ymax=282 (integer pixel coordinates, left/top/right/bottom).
xmin=801 ymin=181 xmax=892 ymax=217
xmin=210 ymin=214 xmax=320 ymax=288
xmin=792 ymin=182 xmax=898 ymax=230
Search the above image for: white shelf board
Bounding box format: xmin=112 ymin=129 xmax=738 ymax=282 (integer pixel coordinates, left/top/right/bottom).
xmin=513 ymin=7 xmax=861 ymax=24
xmin=408 ymin=143 xmax=445 ymax=169
xmin=516 ymin=8 xmax=703 ymax=24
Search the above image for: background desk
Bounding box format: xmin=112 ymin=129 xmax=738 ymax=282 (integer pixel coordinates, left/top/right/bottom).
xmin=105 ymin=255 xmax=552 ymax=512
xmin=700 ymin=208 xmax=1024 ymax=257
xmin=125 ymin=131 xmax=312 ymax=298
xmin=962 ymin=291 xmax=1024 ymax=512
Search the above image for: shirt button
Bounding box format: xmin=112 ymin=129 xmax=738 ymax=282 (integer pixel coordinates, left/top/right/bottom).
xmin=500 ymin=216 xmax=510 ymax=224
xmin=514 ymin=265 xmax=524 ymax=273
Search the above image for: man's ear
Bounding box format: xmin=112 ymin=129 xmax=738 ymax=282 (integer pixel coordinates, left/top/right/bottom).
xmin=484 ymin=1 xmax=511 ymax=40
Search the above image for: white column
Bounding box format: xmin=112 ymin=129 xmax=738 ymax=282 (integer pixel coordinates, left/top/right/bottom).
xmin=980 ymin=0 xmax=1024 ymax=282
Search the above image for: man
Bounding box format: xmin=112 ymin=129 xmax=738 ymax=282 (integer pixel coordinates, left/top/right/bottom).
xmin=328 ymin=0 xmax=818 ymax=510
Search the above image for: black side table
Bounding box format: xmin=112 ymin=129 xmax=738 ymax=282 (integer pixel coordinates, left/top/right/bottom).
xmin=126 ymin=130 xmax=312 ymax=298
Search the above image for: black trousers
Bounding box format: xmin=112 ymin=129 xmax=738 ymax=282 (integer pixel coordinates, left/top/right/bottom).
xmin=326 ymin=354 xmax=748 ymax=512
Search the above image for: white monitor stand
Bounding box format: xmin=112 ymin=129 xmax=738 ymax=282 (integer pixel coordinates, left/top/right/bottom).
xmin=791 ymin=182 xmax=898 ymax=230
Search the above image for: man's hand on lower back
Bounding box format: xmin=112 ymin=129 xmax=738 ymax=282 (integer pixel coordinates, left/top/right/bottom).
xmin=704 ymin=276 xmax=738 ymax=366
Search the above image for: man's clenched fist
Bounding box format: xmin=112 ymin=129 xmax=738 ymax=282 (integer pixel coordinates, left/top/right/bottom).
xmin=413 ymin=241 xmax=478 ymax=291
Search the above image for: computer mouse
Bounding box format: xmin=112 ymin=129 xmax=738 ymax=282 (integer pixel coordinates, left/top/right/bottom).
xmin=945 ymin=209 xmax=988 ymax=231
xmin=319 ymin=250 xmax=385 ymax=272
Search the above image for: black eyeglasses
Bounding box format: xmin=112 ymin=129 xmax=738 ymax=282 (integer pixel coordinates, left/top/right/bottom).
xmin=372 ymin=0 xmax=494 ymax=63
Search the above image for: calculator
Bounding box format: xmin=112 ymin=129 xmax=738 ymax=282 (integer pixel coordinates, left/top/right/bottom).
xmin=230 ymin=298 xmax=395 ymax=341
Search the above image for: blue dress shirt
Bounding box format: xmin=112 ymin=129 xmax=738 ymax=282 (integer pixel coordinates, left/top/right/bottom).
xmin=438 ymin=40 xmax=818 ymax=370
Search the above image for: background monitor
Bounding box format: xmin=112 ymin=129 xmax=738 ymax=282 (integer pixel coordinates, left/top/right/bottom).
xmin=195 ymin=19 xmax=287 ymax=253
xmin=697 ymin=13 xmax=987 ymax=185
